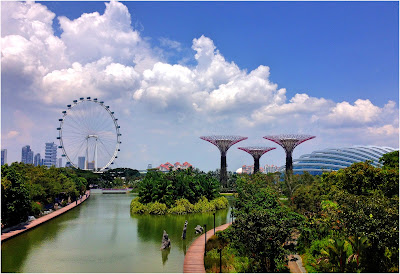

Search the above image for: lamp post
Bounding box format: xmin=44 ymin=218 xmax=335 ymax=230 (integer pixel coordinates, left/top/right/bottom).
xmin=213 ymin=212 xmax=216 ymax=234
xmin=204 ymin=224 xmax=207 ymax=256
xmin=218 ymin=248 xmax=222 ymax=273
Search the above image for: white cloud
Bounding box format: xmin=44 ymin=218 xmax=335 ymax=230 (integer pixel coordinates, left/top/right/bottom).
xmin=1 ymin=1 xmax=398 ymax=166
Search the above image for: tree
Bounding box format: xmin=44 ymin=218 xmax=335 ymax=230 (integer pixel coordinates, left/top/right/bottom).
xmin=1 ymin=164 xmax=31 ymax=227
xmin=379 ymin=150 xmax=399 ymax=170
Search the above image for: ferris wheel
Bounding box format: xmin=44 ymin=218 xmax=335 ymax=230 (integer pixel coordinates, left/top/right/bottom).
xmin=57 ymin=97 xmax=121 ymax=171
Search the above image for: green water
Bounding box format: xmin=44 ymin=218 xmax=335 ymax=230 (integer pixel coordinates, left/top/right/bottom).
xmin=1 ymin=194 xmax=233 ymax=272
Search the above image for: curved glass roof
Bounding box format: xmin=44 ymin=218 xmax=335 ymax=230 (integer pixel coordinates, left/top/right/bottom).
xmin=292 ymin=145 xmax=397 ymax=175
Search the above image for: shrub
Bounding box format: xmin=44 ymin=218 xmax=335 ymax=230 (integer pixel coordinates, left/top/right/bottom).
xmin=130 ymin=197 xmax=147 ymax=214
xmin=30 ymin=201 xmax=43 ymax=216
xmin=194 ymin=196 xmax=215 ymax=212
xmin=147 ymin=201 xmax=168 ymax=215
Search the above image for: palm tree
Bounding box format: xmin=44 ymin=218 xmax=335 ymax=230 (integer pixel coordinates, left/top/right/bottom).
xmin=321 ymin=238 xmax=348 ymax=272
xmin=347 ymin=234 xmax=370 ymax=270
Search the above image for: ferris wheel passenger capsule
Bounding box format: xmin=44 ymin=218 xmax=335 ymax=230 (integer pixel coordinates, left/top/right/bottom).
xmin=73 ymin=100 xmax=78 ymax=103
xmin=80 ymin=97 xmax=84 ymax=100
xmin=87 ymin=97 xmax=91 ymax=100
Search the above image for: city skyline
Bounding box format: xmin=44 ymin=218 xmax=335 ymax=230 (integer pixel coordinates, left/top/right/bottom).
xmin=1 ymin=1 xmax=398 ymax=171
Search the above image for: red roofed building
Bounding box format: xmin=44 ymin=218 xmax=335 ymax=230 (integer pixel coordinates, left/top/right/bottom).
xmin=157 ymin=161 xmax=193 ymax=171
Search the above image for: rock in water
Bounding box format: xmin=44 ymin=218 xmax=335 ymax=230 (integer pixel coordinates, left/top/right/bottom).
xmin=161 ymin=230 xmax=171 ymax=250
xmin=182 ymin=220 xmax=188 ymax=239
xmin=194 ymin=225 xmax=203 ymax=234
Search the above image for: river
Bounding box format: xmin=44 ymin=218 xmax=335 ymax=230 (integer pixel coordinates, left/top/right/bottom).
xmin=1 ymin=193 xmax=233 ymax=272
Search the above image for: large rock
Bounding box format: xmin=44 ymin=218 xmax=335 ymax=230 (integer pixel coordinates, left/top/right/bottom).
xmin=161 ymin=230 xmax=171 ymax=250
xmin=194 ymin=225 xmax=203 ymax=234
xmin=182 ymin=220 xmax=188 ymax=239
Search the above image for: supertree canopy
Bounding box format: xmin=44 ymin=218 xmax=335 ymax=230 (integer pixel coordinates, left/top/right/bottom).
xmin=200 ymin=135 xmax=247 ymax=186
xmin=263 ymin=134 xmax=315 ymax=173
xmin=238 ymin=146 xmax=276 ymax=174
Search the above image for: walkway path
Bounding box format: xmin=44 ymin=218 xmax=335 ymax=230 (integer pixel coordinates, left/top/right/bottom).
xmin=183 ymin=221 xmax=306 ymax=273
xmin=183 ymin=222 xmax=231 ymax=273
xmin=1 ymin=190 xmax=90 ymax=243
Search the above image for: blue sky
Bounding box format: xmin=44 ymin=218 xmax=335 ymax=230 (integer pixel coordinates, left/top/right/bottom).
xmin=2 ymin=1 xmax=399 ymax=171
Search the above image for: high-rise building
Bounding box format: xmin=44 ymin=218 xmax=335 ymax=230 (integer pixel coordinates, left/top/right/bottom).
xmin=21 ymin=145 xmax=34 ymax=164
xmin=87 ymin=161 xmax=95 ymax=170
xmin=44 ymin=142 xmax=57 ymax=167
xmin=34 ymin=153 xmax=41 ymax=166
xmin=78 ymin=156 xmax=86 ymax=169
xmin=1 ymin=149 xmax=7 ymax=166
xmin=57 ymin=158 xmax=63 ymax=168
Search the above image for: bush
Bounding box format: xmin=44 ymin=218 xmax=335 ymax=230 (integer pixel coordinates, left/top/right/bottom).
xmin=147 ymin=201 xmax=168 ymax=215
xmin=30 ymin=201 xmax=43 ymax=216
xmin=168 ymin=198 xmax=194 ymax=214
xmin=131 ymin=196 xmax=229 ymax=215
xmin=130 ymin=197 xmax=147 ymax=214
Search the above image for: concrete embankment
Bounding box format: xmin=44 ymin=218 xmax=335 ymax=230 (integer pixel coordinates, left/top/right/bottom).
xmin=1 ymin=190 xmax=90 ymax=243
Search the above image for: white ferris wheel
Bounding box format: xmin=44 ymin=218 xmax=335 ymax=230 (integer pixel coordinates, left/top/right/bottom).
xmin=57 ymin=97 xmax=121 ymax=171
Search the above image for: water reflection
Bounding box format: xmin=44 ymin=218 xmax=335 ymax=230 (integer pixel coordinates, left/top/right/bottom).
xmin=133 ymin=208 xmax=230 ymax=252
xmin=161 ymin=248 xmax=170 ymax=265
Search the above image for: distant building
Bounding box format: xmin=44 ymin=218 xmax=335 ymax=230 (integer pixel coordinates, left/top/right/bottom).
xmin=147 ymin=163 xmax=152 ymax=169
xmin=1 ymin=149 xmax=7 ymax=165
xmin=157 ymin=161 xmax=193 ymax=171
xmin=57 ymin=158 xmax=63 ymax=168
xmin=21 ymin=145 xmax=34 ymax=164
xmin=240 ymin=165 xmax=264 ymax=174
xmin=43 ymin=142 xmax=57 ymax=167
xmin=34 ymin=153 xmax=41 ymax=166
xmin=87 ymin=161 xmax=95 ymax=170
xmin=78 ymin=156 xmax=85 ymax=169
xmin=263 ymin=164 xmax=279 ymax=174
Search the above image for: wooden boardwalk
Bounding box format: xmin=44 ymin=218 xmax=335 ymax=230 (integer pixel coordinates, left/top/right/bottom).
xmin=1 ymin=190 xmax=90 ymax=243
xmin=183 ymin=222 xmax=231 ymax=273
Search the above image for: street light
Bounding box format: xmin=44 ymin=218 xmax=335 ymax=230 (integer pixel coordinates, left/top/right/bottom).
xmin=213 ymin=212 xmax=216 ymax=234
xmin=204 ymin=224 xmax=207 ymax=256
xmin=218 ymin=248 xmax=222 ymax=273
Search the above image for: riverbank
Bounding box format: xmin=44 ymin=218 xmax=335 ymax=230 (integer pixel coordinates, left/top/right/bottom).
xmin=1 ymin=190 xmax=90 ymax=243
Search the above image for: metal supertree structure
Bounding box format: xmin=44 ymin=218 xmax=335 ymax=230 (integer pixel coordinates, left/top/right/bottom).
xmin=238 ymin=146 xmax=276 ymax=174
xmin=263 ymin=134 xmax=315 ymax=173
xmin=200 ymin=135 xmax=248 ymax=186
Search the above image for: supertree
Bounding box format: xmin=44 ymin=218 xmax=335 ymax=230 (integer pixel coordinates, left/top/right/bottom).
xmin=263 ymin=134 xmax=315 ymax=173
xmin=200 ymin=135 xmax=247 ymax=186
xmin=238 ymin=146 xmax=276 ymax=174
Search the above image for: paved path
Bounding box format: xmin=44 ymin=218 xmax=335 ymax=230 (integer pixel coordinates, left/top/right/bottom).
xmin=183 ymin=221 xmax=306 ymax=273
xmin=1 ymin=190 xmax=90 ymax=243
xmin=183 ymin=222 xmax=232 ymax=273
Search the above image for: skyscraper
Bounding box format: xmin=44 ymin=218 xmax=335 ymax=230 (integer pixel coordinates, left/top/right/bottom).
xmin=34 ymin=153 xmax=41 ymax=166
xmin=78 ymin=156 xmax=85 ymax=169
xmin=21 ymin=145 xmax=34 ymax=164
xmin=44 ymin=142 xmax=57 ymax=167
xmin=1 ymin=149 xmax=7 ymax=165
xmin=57 ymin=158 xmax=63 ymax=168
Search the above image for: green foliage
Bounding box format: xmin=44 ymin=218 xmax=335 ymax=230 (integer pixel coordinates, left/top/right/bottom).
xmin=1 ymin=162 xmax=88 ymax=228
xmin=30 ymin=201 xmax=43 ymax=216
xmin=227 ymin=174 xmax=304 ymax=272
xmin=147 ymin=201 xmax=168 ymax=215
xmin=137 ymin=168 xmax=220 ymax=207
xmin=130 ymin=197 xmax=147 ymax=214
xmin=379 ymin=150 xmax=399 ymax=170
xmin=295 ymin=159 xmax=399 ymax=273
xmin=130 ymin=196 xmax=229 ymax=215
xmin=1 ymin=164 xmax=31 ymax=227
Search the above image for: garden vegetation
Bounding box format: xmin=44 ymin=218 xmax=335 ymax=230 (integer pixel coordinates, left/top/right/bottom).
xmin=205 ymin=151 xmax=399 ymax=273
xmin=130 ymin=168 xmax=229 ymax=215
xmin=1 ymin=162 xmax=88 ymax=228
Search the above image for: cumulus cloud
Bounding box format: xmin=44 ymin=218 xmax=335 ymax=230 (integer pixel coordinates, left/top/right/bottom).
xmin=1 ymin=0 xmax=398 ymax=164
